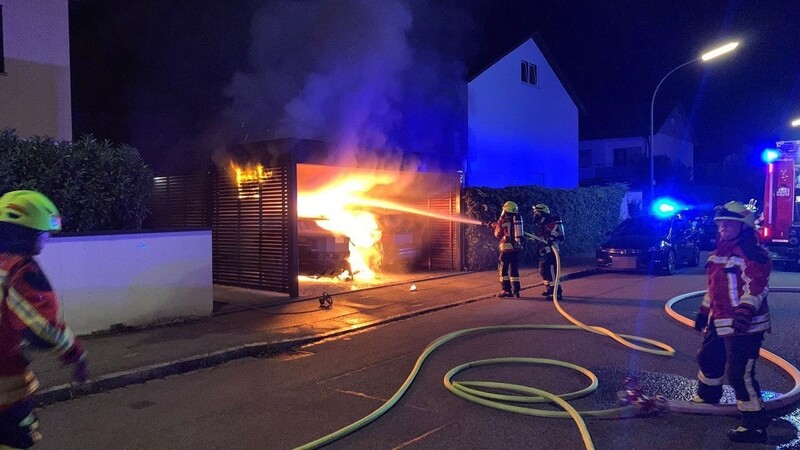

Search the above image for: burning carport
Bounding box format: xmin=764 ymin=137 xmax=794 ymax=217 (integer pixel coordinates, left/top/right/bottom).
xmin=147 ymin=139 xmax=464 ymax=298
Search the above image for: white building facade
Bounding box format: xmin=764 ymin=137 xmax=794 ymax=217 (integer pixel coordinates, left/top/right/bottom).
xmin=466 ymin=36 xmax=579 ymax=188
xmin=0 ymin=0 xmax=72 ymax=140
xmin=579 ymin=106 xmax=694 ymax=186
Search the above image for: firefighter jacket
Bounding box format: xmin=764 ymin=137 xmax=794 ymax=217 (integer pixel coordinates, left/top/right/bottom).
xmin=0 ymin=253 xmax=85 ymax=411
xmin=699 ymin=231 xmax=771 ymax=337
xmin=533 ymin=214 xmax=565 ymax=255
xmin=494 ymin=212 xmax=524 ymax=253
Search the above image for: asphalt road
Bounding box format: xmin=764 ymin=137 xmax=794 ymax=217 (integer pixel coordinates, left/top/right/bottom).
xmin=38 ymin=259 xmax=800 ymax=449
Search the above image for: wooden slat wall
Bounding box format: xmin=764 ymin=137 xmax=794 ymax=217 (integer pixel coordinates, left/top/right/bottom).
xmin=408 ymin=186 xmax=462 ymax=271
xmin=211 ymin=166 xmax=298 ymax=295
xmin=144 ymin=175 xmax=211 ymax=229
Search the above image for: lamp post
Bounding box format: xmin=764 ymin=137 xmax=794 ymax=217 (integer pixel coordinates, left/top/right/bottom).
xmin=649 ymin=41 xmax=740 ymax=202
xmin=791 ymin=118 xmax=800 ymax=128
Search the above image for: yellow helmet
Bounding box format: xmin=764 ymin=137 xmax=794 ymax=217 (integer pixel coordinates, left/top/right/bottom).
xmin=502 ymin=201 xmax=518 ymax=214
xmin=0 ymin=190 xmax=62 ymax=232
xmin=714 ymin=201 xmax=755 ymax=229
xmin=533 ymin=203 xmax=550 ymax=215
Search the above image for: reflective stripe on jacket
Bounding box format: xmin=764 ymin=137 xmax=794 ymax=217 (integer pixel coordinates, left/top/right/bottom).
xmin=0 ymin=253 xmax=83 ymax=410
xmin=702 ymin=234 xmax=771 ymax=336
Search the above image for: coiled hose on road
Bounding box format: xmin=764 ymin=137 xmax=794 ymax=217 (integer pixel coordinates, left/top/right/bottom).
xmin=295 ymin=247 xmax=800 ymax=450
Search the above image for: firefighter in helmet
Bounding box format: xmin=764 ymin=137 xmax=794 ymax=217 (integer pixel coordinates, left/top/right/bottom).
xmin=693 ymin=201 xmax=772 ymax=444
xmin=493 ymin=201 xmax=524 ymax=298
xmin=531 ymin=203 xmax=565 ymax=299
xmin=0 ymin=191 xmax=88 ymax=449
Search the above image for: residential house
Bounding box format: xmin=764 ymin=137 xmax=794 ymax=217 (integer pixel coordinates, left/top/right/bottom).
xmin=0 ymin=0 xmax=72 ymax=140
xmin=579 ymin=106 xmax=694 ymax=188
xmin=466 ymin=34 xmax=580 ymax=188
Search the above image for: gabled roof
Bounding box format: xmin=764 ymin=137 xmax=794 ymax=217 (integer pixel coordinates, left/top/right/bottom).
xmin=466 ymin=32 xmax=586 ymax=114
xmin=658 ymin=103 xmax=697 ymax=145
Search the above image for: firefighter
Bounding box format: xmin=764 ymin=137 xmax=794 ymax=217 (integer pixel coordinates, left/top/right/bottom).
xmin=493 ymin=201 xmax=524 ymax=298
xmin=531 ymin=203 xmax=565 ymax=299
xmin=693 ymin=201 xmax=771 ymax=444
xmin=0 ymin=191 xmax=88 ymax=449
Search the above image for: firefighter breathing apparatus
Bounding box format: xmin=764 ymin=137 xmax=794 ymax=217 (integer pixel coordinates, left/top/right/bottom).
xmin=294 ymin=243 xmax=800 ymax=450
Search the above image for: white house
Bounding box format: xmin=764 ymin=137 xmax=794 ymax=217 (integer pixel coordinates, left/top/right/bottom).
xmin=0 ymin=0 xmax=72 ymax=140
xmin=466 ymin=34 xmax=580 ymax=188
xmin=579 ymin=106 xmax=694 ymax=186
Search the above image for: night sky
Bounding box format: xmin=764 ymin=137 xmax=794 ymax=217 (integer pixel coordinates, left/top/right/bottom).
xmin=69 ymin=0 xmax=800 ymax=176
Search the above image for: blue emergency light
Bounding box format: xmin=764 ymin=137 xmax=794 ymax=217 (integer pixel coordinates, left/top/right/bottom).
xmin=651 ymin=197 xmax=684 ymax=218
xmin=762 ymin=148 xmax=781 ymax=164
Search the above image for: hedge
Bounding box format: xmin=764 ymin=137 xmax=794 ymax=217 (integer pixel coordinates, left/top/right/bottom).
xmin=462 ymin=184 xmax=627 ymax=270
xmin=0 ymin=129 xmax=154 ymax=232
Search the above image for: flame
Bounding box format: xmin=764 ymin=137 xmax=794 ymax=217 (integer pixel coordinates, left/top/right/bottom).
xmin=231 ymin=162 xmax=273 ymax=199
xmin=298 ymin=173 xmax=395 ymax=280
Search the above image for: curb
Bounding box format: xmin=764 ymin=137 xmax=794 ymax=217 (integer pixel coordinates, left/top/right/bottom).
xmin=35 ymin=266 xmax=598 ymax=406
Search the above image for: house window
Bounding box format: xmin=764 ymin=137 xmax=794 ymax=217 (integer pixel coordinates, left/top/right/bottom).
xmin=520 ymin=60 xmax=537 ymax=87
xmin=579 ymin=149 xmax=592 ymax=168
xmin=0 ymin=6 xmax=5 ymax=74
xmin=613 ymin=148 xmax=628 ymax=167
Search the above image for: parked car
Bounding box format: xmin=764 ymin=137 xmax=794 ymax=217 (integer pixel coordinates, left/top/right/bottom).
xmin=298 ymin=217 xmax=352 ymax=278
xmin=596 ymin=215 xmax=701 ymax=275
xmin=373 ymin=213 xmax=427 ymax=271
xmin=680 ymin=210 xmax=717 ymax=251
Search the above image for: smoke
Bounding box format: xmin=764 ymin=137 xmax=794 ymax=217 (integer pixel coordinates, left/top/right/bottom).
xmin=221 ymin=0 xmax=469 ymax=170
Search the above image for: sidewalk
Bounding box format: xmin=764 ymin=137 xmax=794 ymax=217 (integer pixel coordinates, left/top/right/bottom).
xmin=32 ymin=260 xmax=598 ymax=405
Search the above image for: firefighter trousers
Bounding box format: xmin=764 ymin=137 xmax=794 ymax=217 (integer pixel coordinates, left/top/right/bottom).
xmin=538 ymin=250 xmax=559 ymax=292
xmin=498 ymin=251 xmax=521 ymax=295
xmin=696 ymin=322 xmax=768 ymax=429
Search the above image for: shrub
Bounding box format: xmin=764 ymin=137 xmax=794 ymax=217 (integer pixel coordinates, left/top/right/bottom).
xmin=0 ymin=129 xmax=154 ymax=231
xmin=463 ymin=184 xmax=627 ymax=270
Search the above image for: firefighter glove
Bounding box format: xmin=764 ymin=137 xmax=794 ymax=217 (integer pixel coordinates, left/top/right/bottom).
xmin=694 ymin=311 xmax=709 ymax=332
xmin=733 ymin=304 xmax=756 ymax=333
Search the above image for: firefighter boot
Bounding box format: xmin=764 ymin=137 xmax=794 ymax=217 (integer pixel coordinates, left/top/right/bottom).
xmin=728 ymin=410 xmax=770 ymax=443
xmin=727 ymin=427 xmax=768 ymax=444
xmin=692 ymin=382 xmax=722 ymax=404
xmin=512 ymin=281 xmax=521 ymax=298
xmin=498 ymin=280 xmax=513 ymax=298
xmin=541 ymin=285 xmax=553 ymax=297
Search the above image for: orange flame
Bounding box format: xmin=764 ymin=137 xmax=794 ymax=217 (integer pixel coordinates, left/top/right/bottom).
xmin=231 ymin=162 xmax=273 ymax=199
xmin=298 ymin=173 xmax=395 ymax=280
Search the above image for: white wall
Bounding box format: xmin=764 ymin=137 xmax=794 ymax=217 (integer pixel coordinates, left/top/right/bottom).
xmin=37 ymin=230 xmax=213 ymax=335
xmin=654 ymin=133 xmax=693 ymax=170
xmin=467 ymin=38 xmax=578 ymax=188
xmin=0 ymin=0 xmax=72 ymax=140
xmin=579 ymin=136 xmax=647 ymax=182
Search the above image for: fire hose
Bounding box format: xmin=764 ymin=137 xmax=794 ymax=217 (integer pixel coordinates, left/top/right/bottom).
xmin=294 ymin=245 xmax=800 ymax=450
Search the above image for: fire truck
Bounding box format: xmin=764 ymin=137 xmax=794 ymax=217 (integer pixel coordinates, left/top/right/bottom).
xmin=762 ymin=140 xmax=800 ymax=266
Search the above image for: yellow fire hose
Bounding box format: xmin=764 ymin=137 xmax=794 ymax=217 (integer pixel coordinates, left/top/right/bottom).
xmin=295 ymin=246 xmax=800 ymax=450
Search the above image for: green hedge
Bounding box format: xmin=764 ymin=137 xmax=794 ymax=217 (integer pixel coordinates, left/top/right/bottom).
xmin=462 ymin=184 xmax=627 ymax=270
xmin=0 ymin=129 xmax=154 ymax=232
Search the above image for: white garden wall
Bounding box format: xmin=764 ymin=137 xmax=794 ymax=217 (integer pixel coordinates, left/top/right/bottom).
xmin=37 ymin=229 xmax=212 ymax=335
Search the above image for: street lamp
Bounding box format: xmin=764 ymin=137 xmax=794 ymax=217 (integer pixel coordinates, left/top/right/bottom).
xmin=649 ymin=41 xmax=740 ymax=201
xmin=791 ymin=118 xmax=800 ymax=128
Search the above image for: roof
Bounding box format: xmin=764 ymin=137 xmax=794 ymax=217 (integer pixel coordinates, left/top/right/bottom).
xmin=466 ymin=32 xmax=586 ymax=115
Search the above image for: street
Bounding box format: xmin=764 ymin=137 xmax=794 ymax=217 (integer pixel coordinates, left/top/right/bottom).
xmin=38 ymin=263 xmax=800 ymax=449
